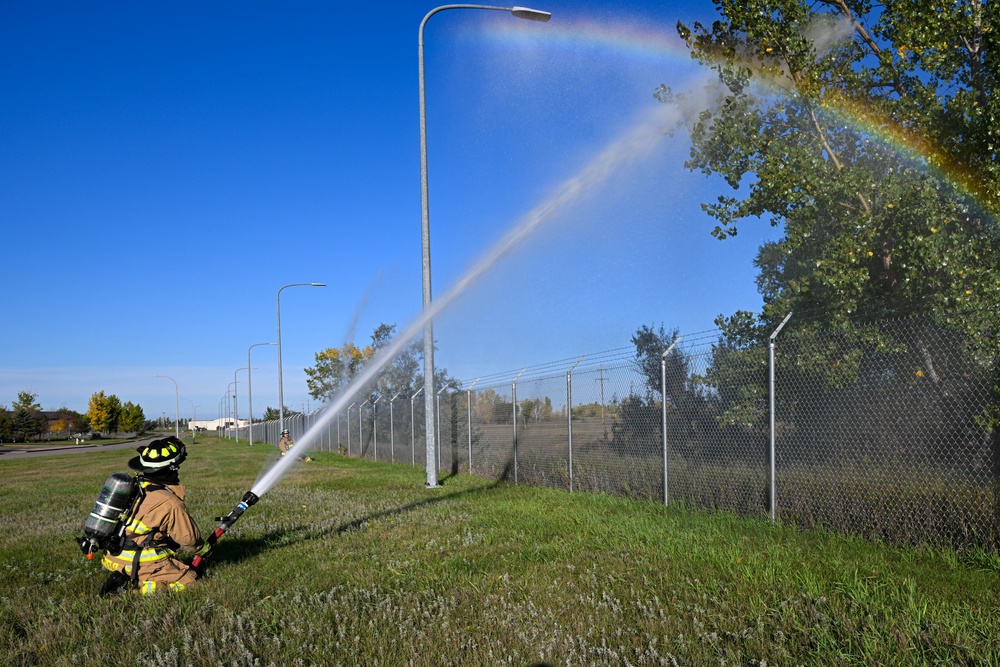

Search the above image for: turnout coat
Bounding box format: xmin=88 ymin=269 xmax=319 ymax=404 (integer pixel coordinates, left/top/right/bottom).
xmin=102 ymin=481 xmax=203 ymax=591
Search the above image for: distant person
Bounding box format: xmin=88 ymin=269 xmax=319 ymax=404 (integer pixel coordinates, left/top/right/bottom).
xmin=99 ymin=436 xmax=209 ymax=595
xmin=278 ymin=428 xmax=312 ymax=461
xmin=278 ymin=429 xmax=294 ymax=456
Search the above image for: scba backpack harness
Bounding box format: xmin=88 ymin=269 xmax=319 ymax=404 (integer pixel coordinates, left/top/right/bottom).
xmin=77 ymin=473 xmax=179 ymax=590
xmin=78 ymin=438 xmax=190 ymax=593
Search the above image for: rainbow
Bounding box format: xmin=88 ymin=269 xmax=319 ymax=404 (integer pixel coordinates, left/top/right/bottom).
xmin=468 ymin=14 xmax=998 ymax=230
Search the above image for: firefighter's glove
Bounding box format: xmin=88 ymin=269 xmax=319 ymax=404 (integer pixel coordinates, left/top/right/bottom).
xmin=195 ymin=541 xmax=213 ymax=559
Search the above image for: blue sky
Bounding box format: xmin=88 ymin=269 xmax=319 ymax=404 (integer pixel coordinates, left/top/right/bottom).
xmin=1 ymin=0 xmax=783 ymax=421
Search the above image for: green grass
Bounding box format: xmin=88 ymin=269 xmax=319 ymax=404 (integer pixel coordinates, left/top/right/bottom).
xmin=2 ymin=436 xmax=998 ymax=666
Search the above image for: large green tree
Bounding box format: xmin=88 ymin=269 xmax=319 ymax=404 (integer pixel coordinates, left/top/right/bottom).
xmin=119 ymin=401 xmax=146 ymax=433
xmin=661 ymin=0 xmax=999 ymax=426
xmin=11 ymin=391 xmax=46 ymax=442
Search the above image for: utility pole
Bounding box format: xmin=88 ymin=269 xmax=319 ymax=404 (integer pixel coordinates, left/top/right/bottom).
xmin=595 ymin=363 xmax=607 ymax=430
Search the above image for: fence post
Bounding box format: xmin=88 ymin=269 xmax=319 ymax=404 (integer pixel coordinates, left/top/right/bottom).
xmin=661 ymin=336 xmax=682 ymax=507
xmin=436 ymin=386 xmax=448 ymax=474
xmin=466 ymin=378 xmax=480 ymax=475
xmin=347 ymin=402 xmax=356 ymax=456
xmin=513 ymin=368 xmax=526 ymax=485
xmin=411 ymin=387 xmax=424 ymax=467
xmin=769 ymin=312 xmax=793 ymax=522
xmin=360 ymin=400 xmax=369 ymax=459
xmin=391 ymin=391 xmax=402 ymax=463
xmin=372 ymin=398 xmax=381 ymax=459
xmin=566 ymin=356 xmax=584 ymax=493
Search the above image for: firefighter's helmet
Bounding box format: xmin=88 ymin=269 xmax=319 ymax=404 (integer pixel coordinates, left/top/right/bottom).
xmin=128 ymin=436 xmax=187 ymax=473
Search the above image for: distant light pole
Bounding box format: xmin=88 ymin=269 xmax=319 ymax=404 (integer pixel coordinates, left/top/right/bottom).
xmin=180 ymin=398 xmax=198 ymax=426
xmin=277 ymin=282 xmax=326 ymax=434
xmin=227 ymin=382 xmax=238 ymax=438
xmin=234 ymin=367 xmax=251 ymax=443
xmin=418 ymin=3 xmax=551 ymax=488
xmin=156 ymin=375 xmax=180 ymax=438
xmin=248 ymin=342 xmax=277 ymax=448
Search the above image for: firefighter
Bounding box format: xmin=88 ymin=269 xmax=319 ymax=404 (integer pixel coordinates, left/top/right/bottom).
xmin=278 ymin=428 xmax=294 ymax=455
xmin=278 ymin=428 xmax=313 ymax=461
xmin=99 ymin=436 xmax=208 ymax=596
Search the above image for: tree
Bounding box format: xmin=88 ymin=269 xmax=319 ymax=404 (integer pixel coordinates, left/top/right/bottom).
xmin=631 ymin=324 xmax=691 ymax=400
xmin=0 ymin=405 xmax=12 ymax=442
xmin=305 ymin=323 xmax=447 ymax=405
xmin=13 ymin=391 xmax=41 ymax=412
xmin=662 ymin=0 xmax=1000 ymax=426
xmin=261 ymin=406 xmax=298 ymax=422
xmin=11 ymin=391 xmax=45 ymax=442
xmin=87 ymin=391 xmax=122 ymax=433
xmin=66 ymin=409 xmax=89 ymax=434
xmin=305 ymin=342 xmax=373 ymax=401
xmin=473 ymin=388 xmax=513 ymax=424
xmin=119 ymin=401 xmax=146 ymax=433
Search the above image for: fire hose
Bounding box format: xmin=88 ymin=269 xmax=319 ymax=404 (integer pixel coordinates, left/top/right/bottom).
xmin=191 ymin=490 xmax=259 ymax=570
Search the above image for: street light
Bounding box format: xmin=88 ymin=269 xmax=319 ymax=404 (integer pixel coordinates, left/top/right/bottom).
xmin=277 ymin=282 xmax=326 ymax=434
xmin=248 ymin=342 xmax=278 ymax=448
xmin=156 ymin=375 xmax=180 ymax=438
xmin=227 ymin=381 xmax=238 ymax=438
xmin=418 ymin=3 xmax=551 ymax=489
xmin=234 ymin=367 xmax=252 ymax=443
xmin=180 ymin=398 xmax=198 ymax=426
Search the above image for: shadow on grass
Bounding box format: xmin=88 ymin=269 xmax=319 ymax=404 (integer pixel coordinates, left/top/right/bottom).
xmin=331 ymin=463 xmax=510 ymax=536
xmin=205 ymin=461 xmax=513 ymax=569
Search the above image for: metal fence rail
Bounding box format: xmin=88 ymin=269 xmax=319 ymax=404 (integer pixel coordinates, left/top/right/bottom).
xmin=245 ymin=311 xmax=998 ymax=551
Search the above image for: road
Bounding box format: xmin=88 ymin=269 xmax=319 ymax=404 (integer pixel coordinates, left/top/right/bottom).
xmin=0 ymin=438 xmax=159 ymax=460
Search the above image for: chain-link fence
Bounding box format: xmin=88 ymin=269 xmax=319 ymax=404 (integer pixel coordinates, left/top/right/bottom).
xmin=246 ymin=311 xmax=998 ymax=551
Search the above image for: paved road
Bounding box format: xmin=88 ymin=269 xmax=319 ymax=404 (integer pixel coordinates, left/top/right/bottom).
xmin=0 ymin=438 xmax=157 ymax=460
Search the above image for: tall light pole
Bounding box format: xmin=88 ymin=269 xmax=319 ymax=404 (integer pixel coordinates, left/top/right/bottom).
xmin=156 ymin=375 xmax=180 ymax=438
xmin=418 ymin=4 xmax=551 ymax=488
xmin=277 ymin=282 xmax=326 ymax=434
xmin=248 ymin=342 xmax=277 ymax=448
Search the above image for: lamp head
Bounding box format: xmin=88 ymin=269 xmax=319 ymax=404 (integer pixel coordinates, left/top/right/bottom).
xmin=511 ymin=6 xmax=551 ymax=22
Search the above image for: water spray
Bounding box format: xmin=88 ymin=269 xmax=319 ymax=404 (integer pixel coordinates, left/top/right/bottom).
xmin=192 ymin=108 xmax=676 ymax=564
xmin=251 ymin=107 xmax=675 ymax=499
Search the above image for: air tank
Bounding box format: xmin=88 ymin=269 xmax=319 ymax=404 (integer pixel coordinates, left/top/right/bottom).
xmin=83 ymin=472 xmax=136 ymax=542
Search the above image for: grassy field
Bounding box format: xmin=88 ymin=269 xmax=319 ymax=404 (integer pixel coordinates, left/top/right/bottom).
xmin=1 ymin=435 xmax=998 ymax=666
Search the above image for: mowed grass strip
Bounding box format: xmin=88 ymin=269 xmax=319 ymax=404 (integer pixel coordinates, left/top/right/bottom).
xmin=1 ymin=436 xmax=997 ymax=666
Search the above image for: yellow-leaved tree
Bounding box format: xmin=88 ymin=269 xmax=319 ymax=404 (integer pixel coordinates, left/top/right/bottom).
xmin=87 ymin=391 xmax=112 ymax=433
